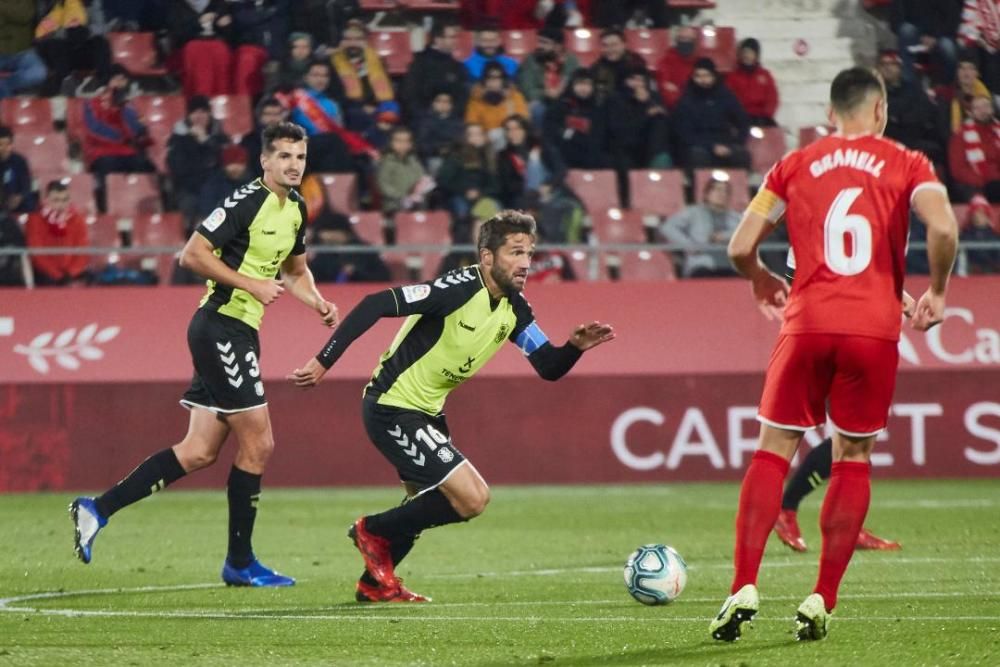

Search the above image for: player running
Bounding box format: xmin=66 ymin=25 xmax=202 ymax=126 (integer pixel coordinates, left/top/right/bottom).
xmin=289 ymin=210 xmax=615 ymax=603
xmin=709 ymin=67 xmax=958 ymax=642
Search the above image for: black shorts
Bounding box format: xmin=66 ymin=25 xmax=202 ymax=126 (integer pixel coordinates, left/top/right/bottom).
xmin=362 ymin=398 xmax=467 ymax=491
xmin=181 ymin=309 xmax=266 ymax=414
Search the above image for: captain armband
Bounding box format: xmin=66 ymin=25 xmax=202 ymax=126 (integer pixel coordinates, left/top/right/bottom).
xmin=748 ymin=188 xmax=786 ymax=223
xmin=514 ymin=322 xmax=550 ymax=356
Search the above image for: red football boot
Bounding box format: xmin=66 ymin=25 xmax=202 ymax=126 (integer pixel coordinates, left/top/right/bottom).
xmin=348 ymin=518 xmax=399 ymax=589
xmin=856 ymin=527 xmax=902 ymax=550
xmin=356 ymin=579 xmax=431 ymax=603
xmin=774 ymin=509 xmax=808 ymax=552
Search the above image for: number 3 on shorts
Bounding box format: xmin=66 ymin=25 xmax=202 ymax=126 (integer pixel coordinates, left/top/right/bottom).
xmin=823 ymin=187 xmax=872 ymax=276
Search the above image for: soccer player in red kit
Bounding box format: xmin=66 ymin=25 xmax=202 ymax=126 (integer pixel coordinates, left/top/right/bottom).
xmin=709 ymin=67 xmax=958 ymax=642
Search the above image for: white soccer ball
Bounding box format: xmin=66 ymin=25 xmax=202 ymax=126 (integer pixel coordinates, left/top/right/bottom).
xmin=623 ymin=544 xmax=687 ymax=605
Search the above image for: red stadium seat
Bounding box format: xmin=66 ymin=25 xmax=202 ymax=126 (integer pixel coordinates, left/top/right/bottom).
xmin=348 ymin=211 xmax=386 ymax=246
xmin=108 ymin=32 xmax=167 ymax=76
xmin=64 ymin=97 xmax=86 ymax=143
xmin=86 ymin=215 xmax=122 ymax=274
xmin=565 ymin=169 xmax=619 ymax=213
xmin=370 ymin=30 xmax=413 ymax=76
xmin=608 ymin=249 xmax=677 ymax=281
xmin=210 ymin=94 xmax=253 ymax=140
xmin=747 ymin=126 xmax=789 ymax=175
xmin=589 ymin=208 xmax=646 ymax=245
xmin=318 ymin=173 xmax=359 ymax=213
xmin=105 ymin=173 xmax=162 ymax=217
xmin=389 ymin=211 xmax=451 ymax=281
xmin=564 ymin=28 xmax=601 ymax=67
xmin=503 ymin=30 xmax=537 ymax=61
xmin=565 ymin=249 xmax=604 ymax=281
xmin=130 ymin=212 xmax=185 ymax=247
xmin=625 ymin=29 xmax=671 ymax=70
xmin=1 ymin=97 xmax=53 ymax=134
xmin=132 ymin=95 xmax=186 ymax=172
xmin=403 ymin=0 xmax=460 ymax=10
xmin=799 ymin=125 xmax=835 ymax=148
xmin=34 ymin=171 xmax=97 ymax=218
xmin=695 ymin=26 xmax=736 ymax=73
xmin=453 ymin=30 xmax=475 ymax=60
xmin=628 ymin=169 xmax=685 ymax=218
xmin=693 ymin=168 xmax=750 ymax=210
xmin=12 ymin=132 xmax=70 ymax=174
xmin=360 ymin=0 xmax=399 ymax=9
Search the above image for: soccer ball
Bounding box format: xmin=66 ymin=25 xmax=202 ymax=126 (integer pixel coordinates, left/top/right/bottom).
xmin=623 ymin=544 xmax=687 ymax=605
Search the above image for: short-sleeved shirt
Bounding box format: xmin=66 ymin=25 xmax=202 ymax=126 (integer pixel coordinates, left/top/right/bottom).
xmin=195 ymin=178 xmax=307 ymax=330
xmin=749 ymin=133 xmax=944 ymax=341
xmin=365 ymin=265 xmax=538 ymax=416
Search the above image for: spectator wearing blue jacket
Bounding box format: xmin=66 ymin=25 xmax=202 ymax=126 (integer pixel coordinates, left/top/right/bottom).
xmin=673 ymin=58 xmax=751 ymax=169
xmin=464 ymin=27 xmax=518 ymax=82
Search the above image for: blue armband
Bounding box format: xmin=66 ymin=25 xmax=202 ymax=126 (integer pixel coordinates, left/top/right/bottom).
xmin=514 ymin=321 xmax=549 ymax=356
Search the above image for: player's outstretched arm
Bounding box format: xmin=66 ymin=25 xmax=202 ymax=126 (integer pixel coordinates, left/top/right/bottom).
xmin=179 ymin=232 xmax=284 ymax=305
xmin=910 ymin=188 xmax=959 ymax=331
xmin=280 ymin=253 xmax=338 ymax=327
xmin=569 ymin=321 xmax=616 ymax=351
xmin=521 ymin=321 xmax=615 ymax=382
xmin=727 ymin=210 xmax=789 ymax=321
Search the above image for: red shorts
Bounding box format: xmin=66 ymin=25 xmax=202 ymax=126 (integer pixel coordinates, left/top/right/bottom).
xmin=758 ymin=333 xmax=899 ymax=437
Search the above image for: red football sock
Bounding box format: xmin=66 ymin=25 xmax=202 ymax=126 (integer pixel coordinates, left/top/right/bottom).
xmin=731 ymin=450 xmax=790 ymax=593
xmin=814 ymin=461 xmax=871 ymax=611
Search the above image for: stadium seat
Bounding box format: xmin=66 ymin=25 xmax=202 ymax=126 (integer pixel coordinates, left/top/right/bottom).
xmin=589 ymin=208 xmax=646 ymax=245
xmin=64 ymin=97 xmax=86 ymax=143
xmin=132 ymin=95 xmax=186 ymax=172
xmin=747 ymin=126 xmax=789 ymax=175
xmin=210 ymin=95 xmax=253 ymax=140
xmin=1 ymin=97 xmax=53 ymax=134
xmin=105 ymin=173 xmax=162 ymax=217
xmin=565 ymin=249 xmax=604 ymax=281
xmin=695 ymin=26 xmax=736 ymax=72
xmin=628 ymin=169 xmax=685 ymax=218
xmin=34 ymin=172 xmax=97 ymax=217
xmin=608 ymin=249 xmax=677 ymax=281
xmin=348 ymin=211 xmax=386 ymax=246
xmin=693 ymin=168 xmax=750 ymax=210
xmin=130 ymin=212 xmax=185 ymax=247
xmin=371 ymin=30 xmax=413 ymax=76
xmin=625 ymin=29 xmax=671 ymax=70
xmin=503 ymin=30 xmax=538 ymax=61
xmin=565 ymin=28 xmax=601 ymax=66
xmin=799 ymin=125 xmax=835 ymax=148
xmin=403 ymin=0 xmax=460 ymax=10
xmin=86 ymin=215 xmax=123 ymax=275
xmin=453 ymin=30 xmax=475 ymax=59
xmin=318 ymin=173 xmax=359 ymax=213
xmin=360 ymin=0 xmax=398 ymax=9
xmin=12 ymin=132 xmax=69 ymax=174
xmin=389 ymin=211 xmax=451 ymax=281
xmin=565 ymin=169 xmax=619 ymax=213
xmin=108 ymin=32 xmax=167 ymax=77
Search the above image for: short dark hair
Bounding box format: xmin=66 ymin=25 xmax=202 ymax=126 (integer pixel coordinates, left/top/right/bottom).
xmin=46 ymin=179 xmax=69 ymax=195
xmin=478 ymin=210 xmax=537 ymax=253
xmin=307 ymin=59 xmax=331 ymax=74
xmin=429 ymin=20 xmax=455 ymax=42
xmin=829 ymin=67 xmax=885 ymax=115
xmin=0 ymin=125 xmax=12 ymax=141
xmin=601 ymin=27 xmax=625 ymax=42
xmin=262 ymin=122 xmax=307 ymax=153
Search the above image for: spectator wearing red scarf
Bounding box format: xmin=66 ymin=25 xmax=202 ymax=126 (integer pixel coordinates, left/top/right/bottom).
xmin=25 ymin=180 xmax=89 ymax=286
xmin=949 ymin=94 xmax=1000 ymax=201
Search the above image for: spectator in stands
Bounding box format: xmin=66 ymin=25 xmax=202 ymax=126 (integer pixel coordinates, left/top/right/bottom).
xmin=437 ymin=122 xmax=501 ymax=220
xmin=465 ymin=62 xmax=530 ymax=140
xmin=464 ymin=26 xmax=519 ymax=81
xmin=0 ymin=193 xmax=27 ymax=286
xmin=517 ymin=25 xmax=581 ymax=128
xmin=658 ymin=177 xmax=739 ymax=278
xmin=230 ymin=0 xmax=287 ymax=97
xmin=891 ymin=0 xmax=961 ymax=85
xmin=376 ymin=126 xmax=433 ymax=216
xmin=197 ymin=143 xmax=251 ymax=222
xmin=168 ymin=0 xmax=235 ymax=97
xmin=608 ymin=64 xmax=671 ymax=207
xmin=726 ymin=38 xmax=779 ymax=127
xmin=331 ymin=19 xmax=399 ymax=133
xmin=877 ymin=49 xmax=946 ymax=166
xmin=267 ymin=33 xmax=338 ymax=98
xmin=943 ymin=56 xmax=992 ymax=133
xmin=525 ymin=181 xmax=585 ymax=244
xmin=309 ymin=206 xmax=390 ymax=283
xmin=0 ymin=126 xmax=36 ymax=214
xmin=655 ymin=24 xmax=699 ymax=109
xmin=167 ymin=95 xmax=229 ymax=225
xmin=960 ymin=194 xmax=1000 ymax=273
xmin=415 ymin=91 xmax=465 ymax=172
xmin=403 ymin=21 xmax=468 ymax=120
xmin=0 ymin=0 xmax=48 ymax=98
xmin=591 ymin=0 xmax=673 ymax=28
xmin=25 ymin=179 xmax=89 ymax=286
xmin=102 ymin=0 xmax=169 ymax=32
xmin=673 ymin=58 xmax=750 ymax=169
xmin=592 ymin=28 xmax=647 ymax=102
xmin=289 ymin=0 xmax=360 ymax=55
xmin=33 ymin=0 xmax=113 ymax=96
xmin=498 ymin=114 xmax=566 ymax=209
xmin=949 ymin=94 xmax=1000 ymax=201
xmin=363 ymin=108 xmax=400 ymax=153
xmin=543 ymin=67 xmax=609 ymax=169
xmin=959 ymin=0 xmax=1000 ymax=95
xmin=240 ymin=96 xmax=287 ymax=177
xmin=83 ymin=65 xmax=154 ymax=212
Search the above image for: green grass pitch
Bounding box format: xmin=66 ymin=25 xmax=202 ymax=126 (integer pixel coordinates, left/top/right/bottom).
xmin=2 ymin=481 xmax=998 ymax=666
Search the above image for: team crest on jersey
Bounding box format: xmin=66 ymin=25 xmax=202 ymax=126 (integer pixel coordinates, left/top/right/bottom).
xmin=401 ymin=284 xmax=431 ymax=303
xmin=437 ymin=447 xmax=454 ymax=463
xmin=494 ymin=323 xmax=510 ymax=344
xmin=203 ymin=207 xmax=226 ymax=232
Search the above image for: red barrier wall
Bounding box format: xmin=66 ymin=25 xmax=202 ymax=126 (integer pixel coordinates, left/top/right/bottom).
xmin=2 ymin=278 xmax=999 ymax=490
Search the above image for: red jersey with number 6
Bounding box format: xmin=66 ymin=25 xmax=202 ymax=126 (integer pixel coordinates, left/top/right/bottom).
xmin=751 ymin=133 xmax=945 ymax=341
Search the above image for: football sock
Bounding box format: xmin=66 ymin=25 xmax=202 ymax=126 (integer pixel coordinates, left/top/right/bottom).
xmin=731 ymin=450 xmax=790 ymax=593
xmin=814 ymin=461 xmax=870 ymax=611
xmin=226 ymin=466 xmax=261 ymax=570
xmin=364 ymin=490 xmax=464 ymax=541
xmin=94 ymin=448 xmax=186 ymax=519
xmin=360 ymin=533 xmax=419 ymax=587
xmin=781 ymin=438 xmax=833 ymax=511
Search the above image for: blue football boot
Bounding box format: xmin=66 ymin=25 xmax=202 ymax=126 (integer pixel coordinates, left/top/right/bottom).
xmin=222 ymin=557 xmax=296 ymax=587
xmin=69 ymin=497 xmax=107 ymax=564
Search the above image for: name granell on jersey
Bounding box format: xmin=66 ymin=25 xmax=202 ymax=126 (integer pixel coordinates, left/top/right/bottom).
xmin=808 ymin=148 xmax=885 ymax=179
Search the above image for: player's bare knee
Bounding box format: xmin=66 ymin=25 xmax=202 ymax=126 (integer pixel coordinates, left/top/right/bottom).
xmin=458 ymin=485 xmax=490 ymax=518
xmin=173 ymin=441 xmax=218 ymax=471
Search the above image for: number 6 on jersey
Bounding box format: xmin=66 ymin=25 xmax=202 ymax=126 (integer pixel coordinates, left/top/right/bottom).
xmin=823 ymin=187 xmax=872 ymax=276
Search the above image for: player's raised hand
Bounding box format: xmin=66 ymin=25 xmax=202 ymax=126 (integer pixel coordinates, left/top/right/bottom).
xmin=908 ymin=289 xmax=945 ymax=331
xmin=287 ymin=357 xmax=328 ymax=388
xmin=569 ymin=322 xmax=616 ymax=351
xmin=750 ymin=270 xmax=789 ymax=321
xmin=317 ymin=300 xmax=339 ymax=327
xmin=248 ymin=278 xmax=285 ymax=305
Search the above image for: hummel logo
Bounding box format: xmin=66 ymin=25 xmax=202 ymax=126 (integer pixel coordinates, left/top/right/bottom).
xmin=458 ymin=320 xmax=476 ymax=332
xmin=262 ymin=229 xmax=276 ymax=235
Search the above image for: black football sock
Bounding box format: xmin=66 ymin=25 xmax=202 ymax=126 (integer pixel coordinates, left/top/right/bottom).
xmin=781 ymin=438 xmax=834 ymax=511
xmin=364 ymin=490 xmax=465 ymax=541
xmin=360 ymin=533 xmax=419 ymax=587
xmin=226 ymin=466 xmax=261 ymax=569
xmin=94 ymin=448 xmax=187 ymax=519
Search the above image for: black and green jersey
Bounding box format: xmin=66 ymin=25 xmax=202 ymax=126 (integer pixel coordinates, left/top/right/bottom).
xmin=365 ymin=266 xmax=543 ymax=415
xmin=194 ymin=178 xmax=307 ymax=330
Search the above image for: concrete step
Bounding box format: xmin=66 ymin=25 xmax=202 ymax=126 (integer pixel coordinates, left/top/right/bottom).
xmin=765 ymin=58 xmax=860 ymax=83
xmin=705 ymin=0 xmax=855 ymax=21
xmin=717 ymin=17 xmax=842 ymax=41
